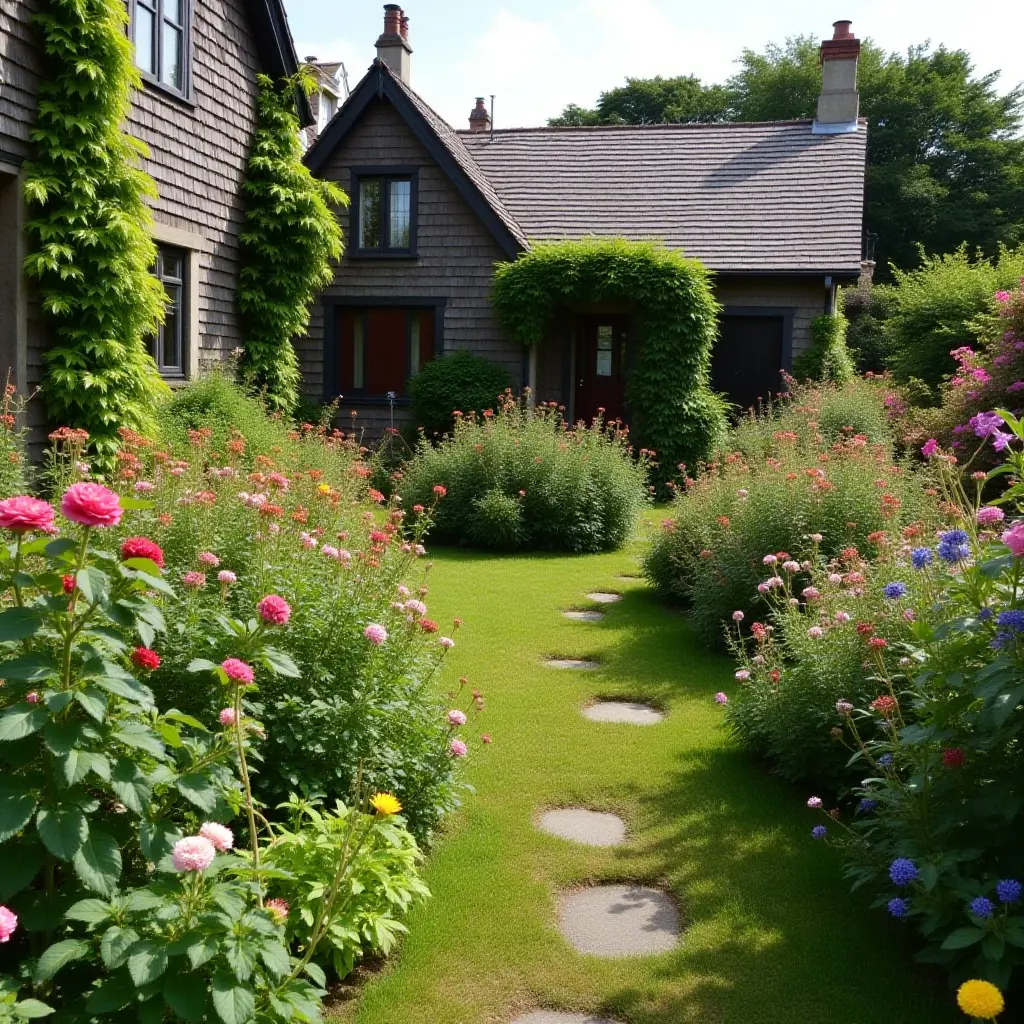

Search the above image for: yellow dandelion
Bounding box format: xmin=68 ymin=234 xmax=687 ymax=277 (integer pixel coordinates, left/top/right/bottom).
xmin=957 ymin=979 xmax=1004 ymax=1020
xmin=317 ymin=483 xmax=332 ymax=496
xmin=369 ymin=792 xmax=402 ymax=816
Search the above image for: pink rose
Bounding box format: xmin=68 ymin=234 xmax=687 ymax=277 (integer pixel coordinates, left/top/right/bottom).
xmin=172 ymin=836 xmax=216 ymax=872
xmin=0 ymin=496 xmax=55 ymax=534
xmin=257 ymin=594 xmax=291 ymax=626
xmin=0 ymin=906 xmax=17 ymax=943
xmin=1003 ymin=521 xmax=1024 ymax=557
xmin=60 ymin=482 xmax=123 ymax=527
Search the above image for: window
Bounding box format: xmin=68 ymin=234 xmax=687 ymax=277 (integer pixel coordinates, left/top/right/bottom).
xmin=338 ymin=308 xmax=435 ymax=396
xmin=319 ymin=91 xmax=337 ymax=131
xmin=354 ymin=172 xmax=416 ymax=255
xmin=132 ymin=0 xmax=190 ymax=96
xmin=150 ymin=246 xmax=187 ymax=377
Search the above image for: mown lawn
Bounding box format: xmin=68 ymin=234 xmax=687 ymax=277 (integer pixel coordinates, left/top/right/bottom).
xmin=332 ymin=515 xmax=957 ymax=1024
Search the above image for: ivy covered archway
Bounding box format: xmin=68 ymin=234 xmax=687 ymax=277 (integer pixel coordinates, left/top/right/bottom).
xmin=492 ymin=238 xmax=727 ymax=486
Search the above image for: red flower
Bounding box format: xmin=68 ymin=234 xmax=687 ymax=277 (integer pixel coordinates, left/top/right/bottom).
xmin=433 ymin=485 xmax=447 ymax=497
xmin=62 ymin=575 xmax=75 ymax=595
xmin=871 ymin=695 xmax=897 ymax=715
xmin=419 ymin=619 xmax=439 ymax=633
xmin=856 ymin=623 xmax=875 ymax=637
xmin=368 ymin=489 xmax=386 ymax=504
xmin=769 ymin=669 xmax=781 ymax=683
xmin=120 ymin=536 xmax=165 ymax=568
xmin=131 ymin=647 xmax=161 ymax=671
xmin=868 ymin=636 xmax=888 ymax=649
xmin=943 ymin=747 xmax=965 ymax=768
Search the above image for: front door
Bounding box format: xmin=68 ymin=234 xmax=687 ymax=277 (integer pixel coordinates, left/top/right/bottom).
xmin=712 ymin=314 xmax=786 ymax=411
xmin=575 ymin=315 xmax=629 ymax=424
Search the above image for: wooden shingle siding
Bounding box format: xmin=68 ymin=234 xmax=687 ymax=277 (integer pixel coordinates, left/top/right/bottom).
xmin=299 ymin=97 xmax=523 ymax=408
xmin=0 ymin=0 xmax=42 ymax=163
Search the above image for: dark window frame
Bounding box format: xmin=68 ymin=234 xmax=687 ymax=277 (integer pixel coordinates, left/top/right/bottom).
xmin=349 ymin=167 xmax=418 ymax=259
xmin=719 ymin=306 xmax=795 ymax=370
xmin=128 ymin=0 xmax=195 ymax=104
xmin=322 ymin=296 xmax=445 ymax=403
xmin=151 ymin=245 xmax=188 ymax=379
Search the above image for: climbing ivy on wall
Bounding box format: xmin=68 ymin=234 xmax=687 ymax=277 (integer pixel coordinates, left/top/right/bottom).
xmin=492 ymin=239 xmax=727 ymax=488
xmin=237 ymin=73 xmax=347 ymax=413
xmin=793 ymin=309 xmax=855 ymax=384
xmin=23 ymin=0 xmax=168 ymax=456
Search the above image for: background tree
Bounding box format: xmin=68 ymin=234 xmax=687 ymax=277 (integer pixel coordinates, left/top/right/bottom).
xmin=549 ymin=38 xmax=1024 ymax=279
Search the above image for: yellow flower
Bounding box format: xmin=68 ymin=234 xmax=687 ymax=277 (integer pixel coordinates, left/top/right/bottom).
xmin=369 ymin=792 xmax=402 ymax=816
xmin=957 ymin=979 xmax=1004 ymax=1019
xmin=317 ymin=483 xmax=332 ymax=496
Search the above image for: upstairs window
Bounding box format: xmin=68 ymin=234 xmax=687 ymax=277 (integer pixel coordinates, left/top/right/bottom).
xmin=150 ymin=245 xmax=187 ymax=378
xmin=354 ymin=172 xmax=416 ymax=256
xmin=132 ymin=0 xmax=190 ymax=97
xmin=337 ymin=307 xmax=435 ymax=397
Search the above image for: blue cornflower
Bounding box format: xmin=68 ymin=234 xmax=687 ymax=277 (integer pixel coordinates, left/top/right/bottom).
xmin=970 ymin=896 xmax=995 ymax=919
xmin=878 ymin=753 xmax=894 ymax=767
xmin=937 ymin=529 xmax=971 ymax=564
xmin=889 ymin=858 xmax=918 ymax=886
xmin=997 ymin=879 xmax=1022 ymax=904
xmin=978 ymin=608 xmax=994 ymax=621
xmin=883 ymin=581 xmax=908 ymax=600
xmin=997 ymin=609 xmax=1024 ymax=632
xmin=811 ymin=825 xmax=827 ymax=840
xmin=887 ymin=897 xmax=910 ymax=919
xmin=911 ymin=547 xmax=934 ymax=569
xmin=857 ymin=798 xmax=878 ymax=814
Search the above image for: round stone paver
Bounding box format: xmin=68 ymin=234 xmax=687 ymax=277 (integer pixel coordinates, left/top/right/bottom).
xmin=538 ymin=808 xmax=626 ymax=847
xmin=558 ymin=884 xmax=680 ymax=957
xmin=563 ymin=610 xmax=604 ymax=623
xmin=512 ymin=1014 xmax=624 ymax=1024
xmin=586 ymin=592 xmax=622 ymax=604
xmin=583 ymin=700 xmax=663 ymax=725
xmin=545 ymin=658 xmax=601 ymax=670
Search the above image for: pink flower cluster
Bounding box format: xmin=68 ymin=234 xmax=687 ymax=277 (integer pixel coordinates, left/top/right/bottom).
xmin=257 ymin=594 xmax=291 ymax=625
xmin=172 ymin=835 xmax=217 ymax=872
xmin=222 ymin=658 xmax=254 ymax=684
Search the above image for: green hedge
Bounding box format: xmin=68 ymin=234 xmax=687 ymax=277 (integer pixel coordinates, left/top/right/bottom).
xmin=491 ymin=239 xmax=727 ymax=488
xmin=408 ymin=350 xmax=512 ymax=437
xmin=792 ymin=310 xmax=854 ymax=383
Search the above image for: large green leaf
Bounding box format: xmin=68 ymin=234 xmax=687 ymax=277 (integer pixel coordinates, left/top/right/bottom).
xmin=13 ymin=998 xmax=55 ymax=1018
xmin=260 ymin=646 xmax=301 ymax=678
xmin=0 ymin=653 xmax=58 ymax=682
xmin=73 ymin=828 xmax=121 ymax=895
xmin=0 ymin=786 xmax=37 ymax=841
xmin=175 ymin=773 xmax=219 ymax=813
xmin=93 ymin=674 xmax=154 ymax=708
xmin=73 ymin=687 xmax=107 ymax=723
xmin=34 ymin=939 xmax=89 ymax=983
xmin=36 ymin=803 xmax=88 ymax=860
xmin=139 ymin=819 xmax=179 ymax=862
xmin=942 ymin=926 xmax=987 ymax=949
xmin=0 ymin=607 xmax=44 ymax=642
xmin=58 ymin=749 xmax=110 ymax=787
xmin=163 ymin=969 xmax=208 ymax=1022
xmin=84 ymin=970 xmax=135 ymax=1012
xmin=211 ymin=970 xmax=255 ymax=1024
xmin=65 ymin=898 xmax=114 ymax=925
xmin=100 ymin=925 xmax=139 ymax=970
xmin=112 ymin=722 xmax=165 ymax=758
xmin=0 ymin=841 xmax=44 ymax=900
xmin=111 ymin=758 xmax=152 ymax=815
xmin=127 ymin=939 xmax=169 ymax=986
xmin=75 ymin=566 xmax=110 ymax=605
xmin=0 ymin=706 xmax=49 ymax=743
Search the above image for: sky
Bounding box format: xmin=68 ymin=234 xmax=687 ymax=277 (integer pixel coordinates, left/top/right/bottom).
xmin=288 ymin=0 xmax=1024 ymax=129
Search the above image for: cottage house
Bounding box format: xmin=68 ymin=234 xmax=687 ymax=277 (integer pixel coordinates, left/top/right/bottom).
xmin=0 ymin=0 xmax=312 ymax=400
xmin=303 ymin=6 xmax=868 ymax=431
xmin=301 ymin=57 xmax=350 ymax=150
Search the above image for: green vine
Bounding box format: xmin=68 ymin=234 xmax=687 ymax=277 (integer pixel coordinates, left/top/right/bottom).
xmin=238 ymin=72 xmax=347 ymax=413
xmin=793 ymin=309 xmax=855 ymax=384
xmin=23 ymin=0 xmax=168 ymax=458
xmin=492 ymin=238 xmax=727 ymax=488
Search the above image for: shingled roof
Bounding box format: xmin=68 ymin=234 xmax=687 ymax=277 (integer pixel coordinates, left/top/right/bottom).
xmin=459 ymin=121 xmax=866 ymax=274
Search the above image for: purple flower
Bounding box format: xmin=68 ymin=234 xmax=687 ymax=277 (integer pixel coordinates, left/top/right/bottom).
xmin=997 ymin=609 xmax=1024 ymax=633
xmin=857 ymin=798 xmax=878 ymax=813
xmin=997 ymin=879 xmax=1022 ymax=904
xmin=714 ymin=692 xmax=728 ymax=705
xmin=970 ymin=896 xmax=995 ymax=919
xmin=993 ymin=431 xmax=1014 ymax=452
xmin=883 ymin=581 xmax=908 ymax=600
xmin=887 ymin=897 xmax=909 ymax=918
xmin=878 ymin=754 xmax=894 ymax=767
xmin=811 ymin=825 xmax=827 ymax=839
xmin=889 ymin=858 xmax=918 ymax=886
xmin=911 ymin=547 xmax=933 ymax=570
xmin=970 ymin=411 xmax=1004 ymax=438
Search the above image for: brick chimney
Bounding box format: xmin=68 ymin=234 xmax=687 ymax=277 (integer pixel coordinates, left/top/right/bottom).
xmin=468 ymin=97 xmax=491 ymax=133
xmin=813 ymin=20 xmax=860 ymax=133
xmin=376 ymin=4 xmax=412 ymax=84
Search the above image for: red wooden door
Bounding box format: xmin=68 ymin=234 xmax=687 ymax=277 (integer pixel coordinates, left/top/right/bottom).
xmin=575 ymin=315 xmax=629 ymax=424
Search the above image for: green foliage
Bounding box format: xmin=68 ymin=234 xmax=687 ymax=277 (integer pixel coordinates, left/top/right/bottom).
xmin=842 ymin=284 xmax=896 ymax=373
xmin=792 ymin=311 xmax=855 ymax=384
xmin=407 ymin=351 xmax=512 ymax=438
xmin=22 ymin=0 xmax=168 ymax=456
xmin=0 ymin=388 xmax=31 ymax=501
xmin=491 ymin=239 xmax=727 ymax=487
xmin=265 ymin=796 xmax=430 ymax=979
xmin=646 ymin=377 xmax=938 ymax=647
xmin=238 ymin=73 xmax=346 ymax=414
xmin=884 ymin=246 xmax=1024 ymax=396
xmin=548 ymin=75 xmax=731 ymax=126
xmin=402 ymin=396 xmax=650 ymax=554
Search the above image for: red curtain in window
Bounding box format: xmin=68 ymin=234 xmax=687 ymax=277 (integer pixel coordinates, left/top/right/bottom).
xmin=336 ymin=307 xmax=436 ymax=396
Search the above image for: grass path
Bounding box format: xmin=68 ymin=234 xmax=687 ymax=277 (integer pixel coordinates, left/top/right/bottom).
xmin=334 ymin=517 xmax=957 ymax=1024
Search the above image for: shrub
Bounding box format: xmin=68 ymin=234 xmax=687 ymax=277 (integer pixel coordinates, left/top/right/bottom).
xmin=646 ymin=377 xmax=941 ymax=647
xmin=0 ymin=386 xmax=30 ymax=499
xmin=844 ymin=283 xmax=896 ymax=374
xmin=491 ymin=238 xmax=727 ymax=490
xmin=884 ymin=245 xmax=1024 ymax=398
xmin=402 ymin=395 xmax=650 ymax=553
xmin=792 ymin=311 xmax=855 ymax=384
xmin=724 ymin=417 xmax=1024 ymax=995
xmin=408 ymin=350 xmax=512 ymax=438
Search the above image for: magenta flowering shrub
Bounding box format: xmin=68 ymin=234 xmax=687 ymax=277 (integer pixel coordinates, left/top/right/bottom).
xmin=723 ymin=412 xmax=1024 ymax=993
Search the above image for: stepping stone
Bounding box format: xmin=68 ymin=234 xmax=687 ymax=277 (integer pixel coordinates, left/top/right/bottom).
xmin=538 ymin=809 xmax=626 ymax=847
xmin=586 ymin=592 xmax=622 ymax=603
xmin=615 ymin=574 xmax=640 ymax=581
xmin=583 ymin=701 xmax=663 ymax=725
xmin=558 ymin=884 xmax=680 ymax=957
xmin=512 ymin=1014 xmax=623 ymax=1024
xmin=545 ymin=658 xmax=601 ymax=670
xmin=563 ymin=610 xmax=604 ymax=622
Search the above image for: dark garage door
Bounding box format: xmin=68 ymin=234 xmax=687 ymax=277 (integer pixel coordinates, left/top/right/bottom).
xmin=712 ymin=315 xmax=785 ymax=411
